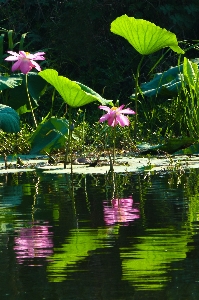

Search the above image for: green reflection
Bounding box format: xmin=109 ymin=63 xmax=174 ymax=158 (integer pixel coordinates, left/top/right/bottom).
xmin=47 ymin=228 xmax=110 ymax=282
xmin=120 ymin=228 xmax=193 ymax=290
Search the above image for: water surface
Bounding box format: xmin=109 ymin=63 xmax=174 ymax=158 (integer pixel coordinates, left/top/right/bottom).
xmin=0 ymin=169 xmax=199 ymax=299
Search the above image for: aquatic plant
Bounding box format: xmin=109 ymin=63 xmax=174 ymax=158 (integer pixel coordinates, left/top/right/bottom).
xmin=99 ymin=104 xmax=135 ymax=127
xmin=111 ymin=14 xmax=184 ymax=139
xmin=38 ymin=69 xmax=112 ymax=168
xmin=5 ymin=51 xmax=45 ymax=74
xmin=99 ymin=104 xmax=135 ymax=164
xmin=5 ymin=50 xmax=46 ymax=127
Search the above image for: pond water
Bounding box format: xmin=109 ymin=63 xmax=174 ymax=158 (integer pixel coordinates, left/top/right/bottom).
xmin=0 ymin=168 xmax=199 ymax=300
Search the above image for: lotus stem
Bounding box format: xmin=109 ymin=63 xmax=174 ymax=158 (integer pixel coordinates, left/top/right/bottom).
xmin=25 ymin=74 xmax=37 ymax=128
xmin=134 ymin=56 xmax=144 ymax=141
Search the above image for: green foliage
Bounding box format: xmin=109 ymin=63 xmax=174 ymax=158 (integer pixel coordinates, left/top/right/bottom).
xmin=0 ymin=124 xmax=32 ymax=155
xmin=0 ymin=104 xmax=20 ymax=133
xmin=111 ymin=15 xmax=184 ymax=55
xmin=131 ymin=65 xmax=184 ymax=98
xmin=0 ymin=0 xmax=199 ymax=105
xmin=39 ymin=69 xmax=110 ymax=108
xmin=0 ymin=74 xmax=22 ymax=90
xmin=29 ymin=117 xmax=69 ymax=154
xmin=9 ymin=72 xmax=47 ymax=114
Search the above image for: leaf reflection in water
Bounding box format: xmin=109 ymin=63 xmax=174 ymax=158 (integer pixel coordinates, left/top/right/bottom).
xmin=103 ymin=196 xmax=140 ymax=226
xmin=14 ymin=222 xmax=53 ymax=265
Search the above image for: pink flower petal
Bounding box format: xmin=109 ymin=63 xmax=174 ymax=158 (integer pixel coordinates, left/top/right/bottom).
xmin=116 ymin=114 xmax=130 ymax=126
xmin=119 ymin=108 xmax=136 ymax=114
xmin=5 ymin=56 xmax=18 ymax=61
xmin=99 ymin=113 xmax=110 ymax=123
xmin=20 ymin=60 xmax=33 ymax=74
xmin=117 ymin=104 xmax=125 ymax=111
xmin=7 ymin=51 xmax=20 ymax=56
xmin=19 ymin=51 xmax=27 ymax=57
xmin=31 ymin=60 xmax=42 ymax=71
xmin=99 ymin=105 xmax=111 ymax=112
xmin=32 ymin=52 xmax=46 ymax=60
xmin=11 ymin=60 xmax=22 ymax=72
xmin=107 ymin=114 xmax=117 ymax=126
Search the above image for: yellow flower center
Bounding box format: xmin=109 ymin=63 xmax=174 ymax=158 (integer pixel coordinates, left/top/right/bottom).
xmin=111 ymin=107 xmax=117 ymax=111
xmin=25 ymin=52 xmax=30 ymax=55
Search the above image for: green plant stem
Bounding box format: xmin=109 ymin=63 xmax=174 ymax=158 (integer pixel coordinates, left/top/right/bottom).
xmin=134 ymin=56 xmax=144 ymax=141
xmin=25 ymin=74 xmax=37 ymax=128
xmin=113 ymin=125 xmax=116 ymax=164
xmin=64 ymin=106 xmax=73 ymax=172
xmin=82 ymin=109 xmax=86 ymax=155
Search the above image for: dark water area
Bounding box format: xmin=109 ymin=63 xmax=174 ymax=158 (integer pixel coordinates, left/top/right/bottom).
xmin=0 ymin=169 xmax=199 ymax=300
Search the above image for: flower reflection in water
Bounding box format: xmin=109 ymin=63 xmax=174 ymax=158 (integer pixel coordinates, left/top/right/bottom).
xmin=103 ymin=196 xmax=140 ymax=226
xmin=14 ymin=222 xmax=53 ymax=266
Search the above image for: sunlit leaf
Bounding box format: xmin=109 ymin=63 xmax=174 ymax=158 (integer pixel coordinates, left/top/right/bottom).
xmin=0 ymin=75 xmax=22 ymax=90
xmin=0 ymin=104 xmax=20 ymax=133
xmin=183 ymin=57 xmax=198 ymax=89
xmin=111 ymin=15 xmax=184 ymax=55
xmin=39 ymin=69 xmax=108 ymax=108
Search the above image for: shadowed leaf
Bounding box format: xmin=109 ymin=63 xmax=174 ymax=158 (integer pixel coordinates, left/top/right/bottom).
xmin=29 ymin=117 xmax=68 ymax=154
xmin=0 ymin=104 xmax=20 ymax=133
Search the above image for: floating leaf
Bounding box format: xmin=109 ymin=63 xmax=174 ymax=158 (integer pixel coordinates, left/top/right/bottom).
xmin=111 ymin=15 xmax=184 ymax=55
xmin=137 ymin=137 xmax=194 ymax=154
xmin=29 ymin=117 xmax=68 ymax=154
xmin=0 ymin=104 xmax=20 ymax=133
xmin=39 ymin=69 xmax=108 ymax=108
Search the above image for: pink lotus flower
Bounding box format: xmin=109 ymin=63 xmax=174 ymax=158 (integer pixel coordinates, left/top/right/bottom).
xmin=99 ymin=104 xmax=135 ymax=127
xmin=103 ymin=196 xmax=140 ymax=226
xmin=5 ymin=50 xmax=45 ymax=74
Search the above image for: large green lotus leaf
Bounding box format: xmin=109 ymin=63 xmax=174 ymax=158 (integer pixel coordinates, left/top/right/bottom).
xmin=8 ymin=72 xmax=47 ymax=114
xmin=0 ymin=104 xmax=20 ymax=133
xmin=111 ymin=15 xmax=184 ymax=55
xmin=0 ymin=75 xmax=22 ymax=90
xmin=131 ymin=65 xmax=184 ymax=98
xmin=75 ymin=81 xmax=113 ymax=106
xmin=29 ymin=117 xmax=68 ymax=154
xmin=39 ymin=69 xmax=106 ymax=107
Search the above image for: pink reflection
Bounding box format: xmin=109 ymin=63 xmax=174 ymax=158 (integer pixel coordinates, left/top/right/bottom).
xmin=103 ymin=196 xmax=140 ymax=226
xmin=14 ymin=223 xmax=53 ymax=265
